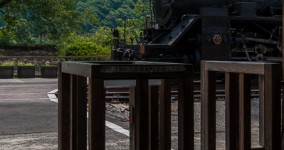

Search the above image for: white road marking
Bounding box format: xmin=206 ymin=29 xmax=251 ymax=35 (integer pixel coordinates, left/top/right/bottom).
xmin=48 ymin=89 xmax=130 ymax=137
xmin=48 ymin=89 xmax=175 ymax=149
xmin=105 ymin=121 xmax=129 ymax=137
xmin=48 ymin=89 xmax=58 ymax=94
xmin=47 ymin=93 xmax=58 ymax=103
xmin=47 ymin=89 xmax=58 ymax=103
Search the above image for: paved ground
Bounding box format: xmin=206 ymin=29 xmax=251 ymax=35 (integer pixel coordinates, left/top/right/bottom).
xmin=0 ymin=79 xmax=58 ymax=150
xmin=0 ymin=79 xmax=131 ymax=150
xmin=0 ymin=78 xmax=261 ymax=150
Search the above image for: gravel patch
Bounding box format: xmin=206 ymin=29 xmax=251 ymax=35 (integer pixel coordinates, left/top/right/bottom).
xmin=0 ymin=132 xmax=57 ymax=150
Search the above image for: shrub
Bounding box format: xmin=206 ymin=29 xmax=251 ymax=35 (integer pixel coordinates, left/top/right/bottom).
xmin=59 ymin=27 xmax=113 ymax=60
xmin=0 ymin=61 xmax=16 ymax=66
xmin=65 ymin=41 xmax=110 ymax=57
xmin=16 ymin=61 xmax=34 ymax=66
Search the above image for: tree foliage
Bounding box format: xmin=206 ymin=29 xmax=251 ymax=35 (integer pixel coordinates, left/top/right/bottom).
xmin=0 ymin=0 xmax=150 ymax=57
xmin=0 ymin=0 xmax=98 ymax=45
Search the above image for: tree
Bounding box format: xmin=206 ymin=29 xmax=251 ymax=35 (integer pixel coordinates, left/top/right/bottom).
xmin=0 ymin=0 xmax=12 ymax=8
xmin=0 ymin=0 xmax=98 ymax=45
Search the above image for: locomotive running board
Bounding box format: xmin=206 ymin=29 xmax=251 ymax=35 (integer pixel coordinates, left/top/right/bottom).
xmin=149 ymin=17 xmax=198 ymax=47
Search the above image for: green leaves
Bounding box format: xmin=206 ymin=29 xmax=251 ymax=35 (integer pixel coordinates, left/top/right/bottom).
xmin=0 ymin=0 xmax=150 ymax=57
xmin=59 ymin=29 xmax=112 ymax=59
xmin=0 ymin=0 xmax=89 ymax=45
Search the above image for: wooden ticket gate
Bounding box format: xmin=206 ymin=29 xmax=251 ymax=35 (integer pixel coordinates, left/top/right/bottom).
xmin=58 ymin=61 xmax=194 ymax=150
xmin=201 ymin=61 xmax=282 ymax=150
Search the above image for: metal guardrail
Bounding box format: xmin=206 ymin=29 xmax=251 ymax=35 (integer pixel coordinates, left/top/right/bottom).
xmin=201 ymin=60 xmax=282 ymax=150
xmin=58 ymin=61 xmax=193 ymax=150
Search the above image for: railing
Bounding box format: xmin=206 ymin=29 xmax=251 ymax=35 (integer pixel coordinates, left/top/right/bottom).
xmin=58 ymin=61 xmax=194 ymax=150
xmin=58 ymin=60 xmax=283 ymax=150
xmin=201 ymin=61 xmax=282 ymax=150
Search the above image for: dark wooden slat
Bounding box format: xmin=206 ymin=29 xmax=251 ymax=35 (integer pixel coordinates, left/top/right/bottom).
xmin=263 ymin=64 xmax=281 ymax=150
xmin=58 ymin=62 xmax=71 ymax=150
xmin=225 ymin=73 xmax=239 ymax=150
xmin=251 ymin=146 xmax=264 ymax=150
xmin=178 ymin=75 xmax=194 ymax=150
xmin=282 ymin=2 xmax=284 ymax=147
xmin=282 ymin=81 xmax=284 ymax=150
xmin=204 ymin=61 xmax=278 ymax=75
xmin=88 ymin=78 xmax=105 ymax=150
xmin=71 ymin=75 xmax=87 ymax=150
xmin=129 ymin=86 xmax=135 ymax=150
xmin=135 ymin=78 xmax=150 ymax=150
xmin=71 ymin=75 xmax=78 ymax=149
xmin=149 ymin=86 xmax=159 ymax=150
xmin=238 ymin=73 xmax=251 ymax=150
xmin=258 ymin=76 xmax=264 ymax=147
xmin=159 ymin=80 xmax=171 ymax=150
xmin=201 ymin=60 xmax=216 ymax=150
xmin=77 ymin=76 xmax=87 ymax=150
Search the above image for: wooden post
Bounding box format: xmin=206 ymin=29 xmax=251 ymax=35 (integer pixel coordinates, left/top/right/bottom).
xmin=71 ymin=75 xmax=87 ymax=150
xmin=178 ymin=75 xmax=194 ymax=150
xmin=201 ymin=61 xmax=216 ymax=150
xmin=88 ymin=78 xmax=105 ymax=150
xmin=238 ymin=73 xmax=251 ymax=150
xmin=264 ymin=64 xmax=281 ymax=150
xmin=134 ymin=78 xmax=150 ymax=150
xmin=129 ymin=86 xmax=135 ymax=150
xmin=149 ymin=86 xmax=159 ymax=150
xmin=259 ymin=76 xmax=265 ymax=147
xmin=225 ymin=73 xmax=239 ymax=150
xmin=58 ymin=63 xmax=71 ymax=150
xmin=159 ymin=80 xmax=171 ymax=150
xmin=281 ymin=0 xmax=284 ymax=150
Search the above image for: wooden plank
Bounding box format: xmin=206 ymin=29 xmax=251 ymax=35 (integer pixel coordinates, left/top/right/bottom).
xmin=76 ymin=76 xmax=87 ymax=149
xmin=201 ymin=60 xmax=216 ymax=150
xmin=281 ymin=2 xmax=284 ymax=150
xmin=263 ymin=64 xmax=281 ymax=150
xmin=71 ymin=75 xmax=87 ymax=150
xmin=129 ymin=86 xmax=135 ymax=150
xmin=159 ymin=80 xmax=171 ymax=150
xmin=258 ymin=76 xmax=264 ymax=147
xmin=135 ymin=78 xmax=150 ymax=150
xmin=238 ymin=73 xmax=251 ymax=150
xmin=178 ymin=75 xmax=194 ymax=150
xmin=58 ymin=62 xmax=71 ymax=150
xmin=282 ymin=81 xmax=284 ymax=150
xmin=225 ymin=73 xmax=239 ymax=150
xmin=204 ymin=61 xmax=271 ymax=75
xmin=149 ymin=86 xmax=159 ymax=150
xmin=282 ymin=2 xmax=284 ymax=148
xmin=88 ymin=78 xmax=105 ymax=150
xmin=251 ymin=146 xmax=264 ymax=150
xmin=61 ymin=62 xmax=92 ymax=77
xmin=71 ymin=75 xmax=78 ymax=149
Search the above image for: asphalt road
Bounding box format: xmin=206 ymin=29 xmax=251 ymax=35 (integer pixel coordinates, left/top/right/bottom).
xmin=0 ymin=78 xmax=130 ymax=150
xmin=0 ymin=79 xmax=58 ymax=150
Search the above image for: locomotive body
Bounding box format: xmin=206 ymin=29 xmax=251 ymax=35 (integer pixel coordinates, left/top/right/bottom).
xmin=113 ymin=0 xmax=282 ymax=68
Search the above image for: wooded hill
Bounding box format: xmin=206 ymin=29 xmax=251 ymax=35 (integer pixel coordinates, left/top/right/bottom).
xmin=0 ymin=0 xmax=150 ymax=46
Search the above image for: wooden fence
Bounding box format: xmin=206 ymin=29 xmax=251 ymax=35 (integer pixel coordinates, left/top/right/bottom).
xmin=201 ymin=61 xmax=282 ymax=150
xmin=58 ymin=60 xmax=283 ymax=150
xmin=58 ymin=61 xmax=193 ymax=150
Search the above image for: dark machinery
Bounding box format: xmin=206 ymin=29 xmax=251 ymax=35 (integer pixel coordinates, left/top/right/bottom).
xmin=112 ymin=0 xmax=282 ymax=69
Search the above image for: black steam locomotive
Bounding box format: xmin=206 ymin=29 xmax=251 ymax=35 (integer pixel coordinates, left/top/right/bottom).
xmin=112 ymin=0 xmax=282 ymax=68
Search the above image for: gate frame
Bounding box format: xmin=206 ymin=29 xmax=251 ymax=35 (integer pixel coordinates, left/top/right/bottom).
xmin=201 ymin=60 xmax=282 ymax=150
xmin=58 ymin=61 xmax=194 ymax=150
